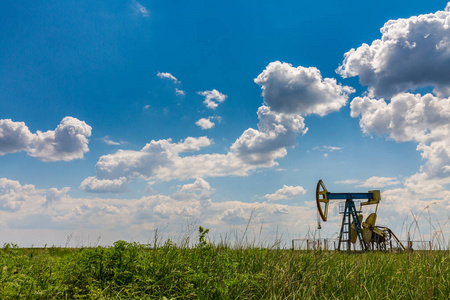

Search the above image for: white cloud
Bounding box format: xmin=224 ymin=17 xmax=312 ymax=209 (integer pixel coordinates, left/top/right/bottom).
xmin=132 ymin=1 xmax=149 ymax=17
xmin=81 ymin=137 xmax=222 ymax=189
xmin=0 ymin=119 xmax=34 ymax=155
xmin=417 ymin=140 xmax=450 ymax=178
xmin=342 ymin=3 xmax=450 ymax=238
xmin=156 ymin=73 xmax=184 ymax=96
xmin=43 ymin=187 xmax=70 ymax=208
xmin=170 ymin=136 xmax=213 ymax=153
xmin=337 ymin=5 xmax=450 ymax=98
xmin=82 ymin=106 xmax=308 ymax=191
xmin=157 ymin=72 xmax=179 ymax=83
xmin=264 ymin=185 xmax=306 ymax=201
xmin=172 ymin=178 xmax=214 ymax=204
xmin=351 ymin=93 xmax=450 ymax=178
xmin=83 ymin=63 xmax=354 ymax=192
xmin=196 ymin=117 xmax=215 ymax=130
xmin=335 ymin=179 xmax=362 ymax=185
xmin=198 ymin=89 xmax=227 ymax=109
xmin=2 ymin=177 xmax=448 ymax=246
xmin=0 ymin=178 xmax=39 ymax=212
xmin=102 ymin=135 xmax=121 ymax=146
xmin=377 ymin=173 xmax=450 ymax=237
xmin=230 ymin=105 xmax=307 ymax=165
xmin=0 ymin=117 xmax=91 ymax=162
xmin=320 ymin=175 xmax=450 ymax=242
xmin=29 ymin=117 xmax=92 ymax=162
xmin=80 ymin=177 xmax=128 ymax=193
xmin=0 ymin=177 xmax=320 ymax=246
xmin=336 ymin=6 xmax=450 ymax=240
xmin=356 ymin=176 xmax=400 ymax=188
xmin=175 ymin=88 xmax=185 ymax=96
xmin=180 ymin=177 xmax=211 ymax=192
xmin=313 ymin=145 xmax=342 ymax=158
xmin=323 ymin=146 xmax=342 ymax=152
xmin=158 ymin=153 xmax=247 ymax=181
xmin=254 ymin=61 xmax=355 ymax=116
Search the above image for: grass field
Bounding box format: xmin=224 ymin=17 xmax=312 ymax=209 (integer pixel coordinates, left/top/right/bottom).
xmin=0 ymin=236 xmax=449 ymax=299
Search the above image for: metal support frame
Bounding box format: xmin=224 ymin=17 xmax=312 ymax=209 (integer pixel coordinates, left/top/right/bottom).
xmin=315 ymin=180 xmax=405 ymax=252
xmin=337 ymin=199 xmax=367 ymax=251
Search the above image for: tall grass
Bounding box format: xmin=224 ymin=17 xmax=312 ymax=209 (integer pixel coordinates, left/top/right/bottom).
xmin=0 ymin=237 xmax=449 ymax=299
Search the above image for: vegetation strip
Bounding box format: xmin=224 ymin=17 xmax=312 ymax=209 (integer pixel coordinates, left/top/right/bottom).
xmin=0 ymin=240 xmax=449 ymax=299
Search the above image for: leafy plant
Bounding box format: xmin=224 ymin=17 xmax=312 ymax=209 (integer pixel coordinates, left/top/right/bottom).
xmin=197 ymin=226 xmax=210 ymax=248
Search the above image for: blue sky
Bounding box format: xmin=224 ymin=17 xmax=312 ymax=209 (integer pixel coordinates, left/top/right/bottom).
xmin=1 ymin=1 xmax=449 ymax=246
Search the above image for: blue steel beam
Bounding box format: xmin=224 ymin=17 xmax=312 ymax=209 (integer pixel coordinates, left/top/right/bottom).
xmin=327 ymin=193 xmax=373 ymax=200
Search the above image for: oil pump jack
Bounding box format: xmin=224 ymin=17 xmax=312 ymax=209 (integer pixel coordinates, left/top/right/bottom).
xmin=315 ymin=180 xmax=405 ymax=251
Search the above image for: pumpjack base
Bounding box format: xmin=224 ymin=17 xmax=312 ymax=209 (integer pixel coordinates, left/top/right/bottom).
xmin=337 ymin=199 xmax=367 ymax=251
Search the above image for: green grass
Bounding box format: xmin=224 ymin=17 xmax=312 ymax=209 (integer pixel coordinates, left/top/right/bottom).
xmin=0 ymin=240 xmax=448 ymax=299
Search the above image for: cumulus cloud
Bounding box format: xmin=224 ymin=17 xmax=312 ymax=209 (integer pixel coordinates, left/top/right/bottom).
xmin=0 ymin=177 xmax=321 ymax=246
xmin=378 ymin=173 xmax=450 ymax=237
xmin=0 ymin=178 xmax=40 ymax=212
xmin=334 ymin=177 xmax=399 ymax=188
xmin=92 ymin=140 xmax=188 ymax=180
xmin=28 ymin=117 xmax=92 ymax=162
xmin=230 ymin=105 xmax=307 ymax=165
xmin=172 ymin=178 xmax=213 ymax=206
xmin=157 ymin=72 xmax=179 ymax=83
xmin=332 ymin=175 xmax=448 ymax=237
xmin=254 ymin=61 xmax=355 ymax=116
xmin=43 ymin=187 xmax=70 ymax=208
xmin=351 ymin=93 xmax=450 ymax=178
xmin=80 ymin=136 xmax=225 ymax=191
xmin=198 ymin=89 xmax=227 ymax=109
xmin=341 ymin=5 xmax=450 ymax=238
xmin=170 ymin=136 xmax=213 ymax=153
xmin=342 ymin=8 xmax=450 ymax=180
xmin=356 ymin=176 xmax=400 ymax=188
xmin=351 ymin=93 xmax=450 ymax=143
xmin=335 ymin=179 xmax=362 ymax=185
xmin=2 ymin=177 xmax=447 ymax=246
xmin=82 ymin=105 xmax=308 ymax=191
xmin=337 ymin=5 xmax=450 ymax=98
xmin=0 ymin=119 xmax=34 ymax=155
xmin=84 ymin=141 xmax=254 ymax=192
xmin=196 ymin=117 xmax=215 ymax=130
xmin=80 ymin=177 xmax=128 ymax=193
xmin=349 ymin=93 xmax=450 ymax=238
xmin=180 ymin=177 xmax=211 ymax=192
xmin=417 ymin=140 xmax=450 ymax=178
xmin=327 ymin=174 xmax=450 ymax=242
xmin=0 ymin=117 xmax=91 ymax=161
xmin=264 ymin=185 xmax=306 ymax=201
xmin=83 ymin=62 xmax=352 ymax=192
